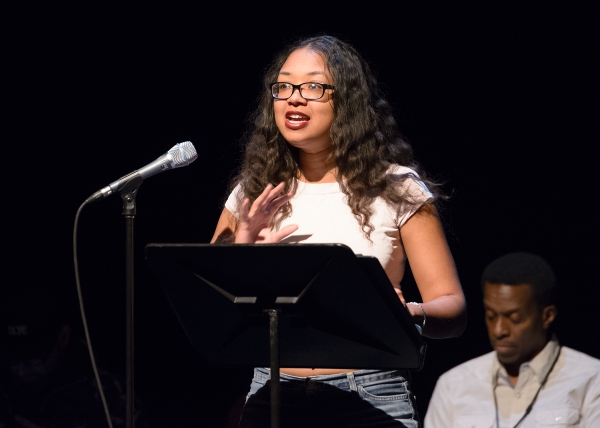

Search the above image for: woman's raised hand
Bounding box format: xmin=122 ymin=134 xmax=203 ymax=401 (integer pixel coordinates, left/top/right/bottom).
xmin=235 ymin=182 xmax=298 ymax=244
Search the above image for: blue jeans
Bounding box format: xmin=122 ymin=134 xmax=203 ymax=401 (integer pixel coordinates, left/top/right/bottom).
xmin=238 ymin=368 xmax=420 ymax=428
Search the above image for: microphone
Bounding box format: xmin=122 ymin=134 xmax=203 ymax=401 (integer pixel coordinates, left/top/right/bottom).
xmin=86 ymin=141 xmax=198 ymax=203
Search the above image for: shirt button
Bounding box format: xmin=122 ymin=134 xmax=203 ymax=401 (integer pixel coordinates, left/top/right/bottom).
xmin=516 ymin=393 xmax=521 ymax=398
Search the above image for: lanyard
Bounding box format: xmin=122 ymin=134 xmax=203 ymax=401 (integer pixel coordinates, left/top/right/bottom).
xmin=493 ymin=346 xmax=562 ymax=428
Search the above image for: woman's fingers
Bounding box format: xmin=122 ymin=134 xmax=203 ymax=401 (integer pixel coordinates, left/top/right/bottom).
xmin=236 ymin=183 xmax=296 ymax=244
xmin=265 ymin=191 xmax=293 ymax=214
xmin=250 ymin=182 xmax=290 ymax=217
xmin=273 ymin=224 xmax=299 ymax=242
xmin=254 ymin=183 xmax=275 ymax=209
xmin=261 ymin=183 xmax=287 ymax=214
xmin=394 ymin=287 xmax=406 ymax=305
xmin=238 ymin=198 xmax=254 ymax=223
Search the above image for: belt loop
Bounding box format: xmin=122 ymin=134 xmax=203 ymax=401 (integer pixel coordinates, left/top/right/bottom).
xmin=347 ymin=371 xmax=358 ymax=392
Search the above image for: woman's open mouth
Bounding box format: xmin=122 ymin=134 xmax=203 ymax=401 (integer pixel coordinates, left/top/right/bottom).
xmin=285 ymin=112 xmax=310 ymax=130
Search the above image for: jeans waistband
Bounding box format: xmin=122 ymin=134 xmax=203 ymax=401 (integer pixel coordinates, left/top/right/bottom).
xmin=253 ymin=368 xmax=409 ymax=391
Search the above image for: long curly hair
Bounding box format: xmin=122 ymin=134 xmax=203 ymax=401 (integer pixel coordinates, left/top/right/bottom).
xmin=228 ymin=34 xmax=443 ymax=238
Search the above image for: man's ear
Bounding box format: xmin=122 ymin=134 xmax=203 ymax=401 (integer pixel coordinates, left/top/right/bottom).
xmin=542 ymin=305 xmax=557 ymax=329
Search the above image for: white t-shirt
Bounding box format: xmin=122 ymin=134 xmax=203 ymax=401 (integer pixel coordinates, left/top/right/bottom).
xmin=224 ymin=165 xmax=433 ymax=288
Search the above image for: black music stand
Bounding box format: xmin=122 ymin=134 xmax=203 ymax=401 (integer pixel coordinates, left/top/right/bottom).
xmin=144 ymin=243 xmax=426 ymax=428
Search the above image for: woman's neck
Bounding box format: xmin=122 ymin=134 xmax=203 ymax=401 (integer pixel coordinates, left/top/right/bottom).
xmin=298 ymin=148 xmax=338 ymax=183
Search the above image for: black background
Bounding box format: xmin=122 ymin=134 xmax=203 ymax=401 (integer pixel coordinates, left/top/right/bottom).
xmin=3 ymin=2 xmax=599 ymax=426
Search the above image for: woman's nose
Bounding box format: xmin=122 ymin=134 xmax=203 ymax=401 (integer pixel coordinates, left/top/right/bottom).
xmin=287 ymin=87 xmax=307 ymax=105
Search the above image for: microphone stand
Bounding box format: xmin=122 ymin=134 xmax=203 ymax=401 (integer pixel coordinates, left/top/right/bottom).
xmin=119 ymin=175 xmax=143 ymax=428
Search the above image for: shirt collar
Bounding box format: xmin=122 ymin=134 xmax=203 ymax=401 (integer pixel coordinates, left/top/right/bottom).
xmin=529 ymin=334 xmax=560 ymax=382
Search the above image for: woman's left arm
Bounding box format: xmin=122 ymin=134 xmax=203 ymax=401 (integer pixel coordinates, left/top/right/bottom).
xmin=400 ymin=203 xmax=467 ymax=339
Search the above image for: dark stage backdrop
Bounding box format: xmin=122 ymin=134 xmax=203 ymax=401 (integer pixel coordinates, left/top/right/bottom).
xmin=4 ymin=3 xmax=599 ymax=426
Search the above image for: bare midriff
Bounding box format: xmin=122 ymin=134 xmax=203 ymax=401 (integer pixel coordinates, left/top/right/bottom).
xmin=279 ymin=368 xmax=358 ymax=377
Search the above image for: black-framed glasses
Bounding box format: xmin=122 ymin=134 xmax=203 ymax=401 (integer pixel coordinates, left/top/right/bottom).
xmin=270 ymin=82 xmax=335 ymax=100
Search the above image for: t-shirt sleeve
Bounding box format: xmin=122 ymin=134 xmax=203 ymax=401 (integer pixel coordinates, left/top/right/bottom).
xmin=224 ymin=183 xmax=243 ymax=219
xmin=389 ymin=165 xmax=434 ymax=227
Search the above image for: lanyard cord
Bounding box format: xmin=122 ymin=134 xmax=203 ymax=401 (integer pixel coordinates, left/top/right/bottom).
xmin=493 ymin=346 xmax=562 ymax=428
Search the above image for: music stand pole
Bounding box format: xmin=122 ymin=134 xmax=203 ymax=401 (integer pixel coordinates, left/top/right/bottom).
xmin=267 ymin=309 xmax=280 ymax=428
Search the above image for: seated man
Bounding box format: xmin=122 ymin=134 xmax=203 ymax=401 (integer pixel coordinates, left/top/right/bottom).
xmin=424 ymin=252 xmax=600 ymax=427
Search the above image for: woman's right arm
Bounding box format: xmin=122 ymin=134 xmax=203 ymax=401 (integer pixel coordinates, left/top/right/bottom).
xmin=210 ymin=208 xmax=237 ymax=243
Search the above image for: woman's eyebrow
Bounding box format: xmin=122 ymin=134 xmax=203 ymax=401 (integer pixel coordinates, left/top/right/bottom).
xmin=278 ymin=70 xmax=327 ymax=77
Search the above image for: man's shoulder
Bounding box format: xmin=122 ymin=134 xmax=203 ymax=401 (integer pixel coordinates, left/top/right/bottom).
xmin=437 ymin=350 xmax=496 ymax=383
xmin=562 ymin=346 xmax=600 ymax=372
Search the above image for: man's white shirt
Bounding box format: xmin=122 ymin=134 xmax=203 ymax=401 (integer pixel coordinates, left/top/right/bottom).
xmin=424 ymin=336 xmax=600 ymax=427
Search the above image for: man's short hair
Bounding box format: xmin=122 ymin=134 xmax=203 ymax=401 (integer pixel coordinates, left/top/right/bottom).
xmin=481 ymin=252 xmax=558 ymax=307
